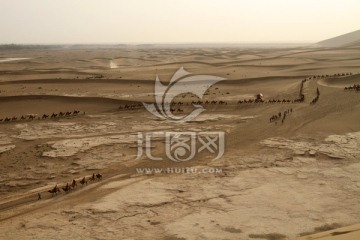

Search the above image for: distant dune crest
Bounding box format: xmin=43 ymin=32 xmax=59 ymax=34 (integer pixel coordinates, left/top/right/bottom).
xmin=315 ymin=29 xmax=360 ymax=48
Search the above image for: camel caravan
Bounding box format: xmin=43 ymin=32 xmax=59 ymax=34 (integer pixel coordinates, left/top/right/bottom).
xmin=118 ymin=103 xmax=143 ymax=110
xmin=115 ymin=72 xmax=355 ymax=113
xmin=269 ymin=108 xmax=293 ymax=125
xmin=0 ymin=110 xmax=81 ymax=124
xmin=44 ymin=173 xmax=102 ymax=198
xmin=309 ymin=72 xmax=352 ymax=79
xmin=344 ymin=84 xmax=360 ymax=91
xmin=310 ymin=88 xmax=320 ymax=105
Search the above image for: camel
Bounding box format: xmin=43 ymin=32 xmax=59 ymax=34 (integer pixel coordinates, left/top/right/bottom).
xmin=270 ymin=115 xmax=278 ymax=122
xmin=96 ymin=173 xmax=102 ymax=180
xmin=42 ymin=114 xmax=49 ymax=119
xmin=48 ymin=185 xmax=61 ymax=196
xmin=62 ymin=183 xmax=71 ymax=193
xmin=90 ymin=173 xmax=96 ymax=182
xmin=71 ymin=179 xmax=77 ymax=189
xmin=80 ymin=177 xmax=87 ymax=186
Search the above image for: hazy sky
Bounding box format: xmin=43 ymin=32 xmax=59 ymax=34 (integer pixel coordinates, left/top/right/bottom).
xmin=0 ymin=0 xmax=359 ymax=44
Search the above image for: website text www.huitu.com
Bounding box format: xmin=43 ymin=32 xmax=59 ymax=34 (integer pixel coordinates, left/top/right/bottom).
xmin=136 ymin=167 xmax=223 ymax=175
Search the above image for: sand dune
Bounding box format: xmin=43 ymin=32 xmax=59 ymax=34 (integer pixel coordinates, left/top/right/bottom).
xmin=315 ymin=29 xmax=360 ymax=48
xmin=318 ymin=74 xmax=360 ymax=88
xmin=0 ymin=95 xmax=132 ymax=118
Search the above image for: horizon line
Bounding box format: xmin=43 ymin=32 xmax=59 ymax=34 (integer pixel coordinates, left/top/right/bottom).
xmin=0 ymin=42 xmax=313 ymax=45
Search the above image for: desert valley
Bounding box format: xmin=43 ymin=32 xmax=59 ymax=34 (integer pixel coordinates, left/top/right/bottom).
xmin=0 ymin=32 xmax=360 ymax=240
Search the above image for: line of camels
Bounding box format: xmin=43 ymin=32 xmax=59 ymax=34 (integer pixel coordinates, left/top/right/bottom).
xmin=44 ymin=173 xmax=103 ymax=198
xmin=310 ymin=88 xmax=320 ymax=105
xmin=269 ymin=108 xmax=293 ymax=124
xmin=117 ymin=97 xmax=303 ymax=112
xmin=308 ymin=73 xmax=353 ymax=78
xmin=0 ymin=110 xmax=81 ymax=123
xmin=344 ymin=84 xmax=360 ymax=91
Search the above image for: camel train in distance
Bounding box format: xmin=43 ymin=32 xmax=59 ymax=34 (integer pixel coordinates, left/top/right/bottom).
xmin=344 ymin=84 xmax=360 ymax=91
xmin=0 ymin=110 xmax=81 ymax=123
xmin=117 ymin=72 xmax=355 ymax=112
xmin=46 ymin=173 xmax=103 ymax=197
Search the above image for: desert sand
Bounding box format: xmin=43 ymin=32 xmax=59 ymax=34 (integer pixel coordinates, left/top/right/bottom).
xmin=0 ymin=45 xmax=359 ymax=240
